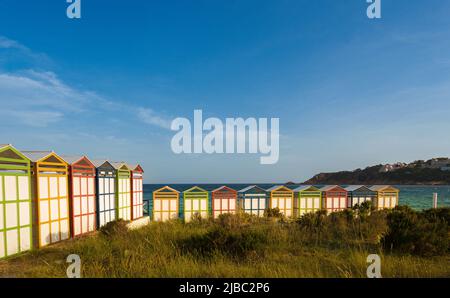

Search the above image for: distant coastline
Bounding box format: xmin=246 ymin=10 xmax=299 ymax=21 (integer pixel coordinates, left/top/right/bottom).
xmin=303 ymin=160 xmax=450 ymax=185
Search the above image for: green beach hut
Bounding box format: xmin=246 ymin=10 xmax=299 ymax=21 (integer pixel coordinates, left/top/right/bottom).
xmin=111 ymin=162 xmax=132 ymax=221
xmin=182 ymin=186 xmax=209 ymax=222
xmin=292 ymin=185 xmax=322 ymax=217
xmin=0 ymin=144 xmax=33 ymax=259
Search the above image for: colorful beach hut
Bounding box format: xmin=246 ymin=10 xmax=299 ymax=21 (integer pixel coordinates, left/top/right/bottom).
xmin=93 ymin=160 xmax=116 ymax=227
xmin=237 ymin=185 xmax=268 ymax=217
xmin=344 ymin=185 xmax=377 ymax=208
xmin=63 ymin=156 xmax=96 ymax=237
xmin=22 ymin=151 xmax=70 ymax=247
xmin=320 ymin=185 xmax=348 ymax=213
xmin=111 ymin=162 xmax=131 ymax=221
xmin=0 ymin=144 xmax=32 ymax=259
xmin=182 ymin=186 xmax=209 ymax=222
xmin=266 ymin=185 xmax=294 ymax=218
xmin=369 ymin=185 xmax=399 ymax=210
xmin=292 ymin=185 xmax=322 ymax=217
xmin=130 ymin=164 xmax=144 ymax=220
xmin=152 ymin=186 xmax=179 ymax=221
xmin=211 ymin=186 xmax=237 ymax=219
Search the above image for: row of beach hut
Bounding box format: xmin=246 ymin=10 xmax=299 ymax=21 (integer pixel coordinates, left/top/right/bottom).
xmin=152 ymin=184 xmax=399 ymax=222
xmin=0 ymin=144 xmax=144 ymax=259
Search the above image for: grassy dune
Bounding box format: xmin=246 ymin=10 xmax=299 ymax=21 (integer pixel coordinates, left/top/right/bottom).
xmin=1 ymin=209 xmax=449 ymax=278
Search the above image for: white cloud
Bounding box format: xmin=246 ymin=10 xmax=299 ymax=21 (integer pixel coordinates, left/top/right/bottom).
xmin=10 ymin=110 xmax=64 ymax=127
xmin=0 ymin=70 xmax=91 ymax=111
xmin=137 ymin=107 xmax=172 ymax=129
xmin=0 ymin=36 xmax=173 ymax=130
xmin=0 ymin=36 xmax=52 ymax=67
xmin=0 ymin=36 xmax=26 ymax=50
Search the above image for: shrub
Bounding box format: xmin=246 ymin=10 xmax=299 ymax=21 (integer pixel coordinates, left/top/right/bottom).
xmin=215 ymin=212 xmax=255 ymax=229
xmin=178 ymin=225 xmax=269 ymax=259
xmin=264 ymin=208 xmax=283 ymax=218
xmin=99 ymin=219 xmax=129 ymax=237
xmin=297 ymin=210 xmax=327 ymax=232
xmin=422 ymin=207 xmax=450 ymax=224
xmin=382 ymin=206 xmax=449 ymax=256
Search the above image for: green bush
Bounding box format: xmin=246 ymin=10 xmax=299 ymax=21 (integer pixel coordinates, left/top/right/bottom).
xmin=382 ymin=206 xmax=449 ymax=256
xmin=178 ymin=225 xmax=269 ymax=258
xmin=422 ymin=207 xmax=450 ymax=224
xmin=99 ymin=219 xmax=129 ymax=237
xmin=264 ymin=208 xmax=284 ymax=218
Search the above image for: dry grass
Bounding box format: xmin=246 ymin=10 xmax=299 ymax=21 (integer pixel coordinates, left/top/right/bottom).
xmin=0 ymin=213 xmax=449 ymax=278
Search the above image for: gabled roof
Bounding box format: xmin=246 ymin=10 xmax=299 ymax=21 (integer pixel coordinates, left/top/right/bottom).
xmin=91 ymin=159 xmax=112 ymax=168
xmin=266 ymin=185 xmax=293 ymax=192
xmin=110 ymin=162 xmax=130 ymax=170
xmin=129 ymin=164 xmax=144 ymax=173
xmin=238 ymin=185 xmax=266 ymax=193
xmin=369 ymin=185 xmax=399 ymax=192
xmin=211 ymin=185 xmax=237 ymax=193
xmin=60 ymin=155 xmax=83 ymax=165
xmin=0 ymin=144 xmax=30 ymax=162
xmin=154 ymin=185 xmax=180 ymax=193
xmin=183 ymin=186 xmax=208 ymax=193
xmin=21 ymin=151 xmax=53 ymax=162
xmin=319 ymin=185 xmax=347 ymax=192
xmin=22 ymin=151 xmax=67 ymax=164
xmin=61 ymin=155 xmax=95 ymax=168
xmin=344 ymin=185 xmax=373 ymax=192
xmin=292 ymin=185 xmax=320 ymax=192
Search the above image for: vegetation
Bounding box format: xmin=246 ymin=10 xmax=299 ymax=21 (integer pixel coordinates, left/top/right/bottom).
xmin=0 ymin=207 xmax=449 ymax=278
xmin=304 ymin=165 xmax=450 ymax=185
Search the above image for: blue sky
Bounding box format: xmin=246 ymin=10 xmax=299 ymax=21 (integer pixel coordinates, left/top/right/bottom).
xmin=1 ymin=0 xmax=450 ymax=183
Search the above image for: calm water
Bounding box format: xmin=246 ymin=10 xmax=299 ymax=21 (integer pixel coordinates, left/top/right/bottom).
xmin=143 ymin=184 xmax=450 ymax=213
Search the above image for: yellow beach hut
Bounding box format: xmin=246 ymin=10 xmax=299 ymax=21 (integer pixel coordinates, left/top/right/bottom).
xmin=152 ymin=186 xmax=179 ymax=221
xmin=266 ymin=185 xmax=294 ymax=218
xmin=22 ymin=151 xmax=70 ymax=247
xmin=369 ymin=185 xmax=399 ymax=210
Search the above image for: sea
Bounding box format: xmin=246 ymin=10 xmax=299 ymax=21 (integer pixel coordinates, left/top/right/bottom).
xmin=142 ymin=184 xmax=450 ymax=214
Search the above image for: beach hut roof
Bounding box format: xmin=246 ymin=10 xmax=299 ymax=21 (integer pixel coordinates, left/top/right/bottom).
xmin=369 ymin=185 xmax=399 ymax=192
xmin=0 ymin=144 xmax=30 ymax=162
xmin=211 ymin=185 xmax=237 ymax=193
xmin=110 ymin=161 xmax=130 ymax=170
xmin=292 ymin=185 xmax=319 ymax=192
xmin=154 ymin=185 xmax=180 ymax=193
xmin=344 ymin=185 xmax=372 ymax=192
xmin=60 ymin=155 xmax=84 ymax=164
xmin=60 ymin=155 xmax=96 ymax=168
xmin=238 ymin=185 xmax=266 ymax=193
xmin=90 ymin=159 xmax=110 ymax=168
xmin=129 ymin=164 xmax=144 ymax=172
xmin=319 ymin=185 xmax=346 ymax=192
xmin=183 ymin=185 xmax=208 ymax=193
xmin=21 ymin=150 xmax=66 ymax=163
xmin=266 ymin=185 xmax=292 ymax=192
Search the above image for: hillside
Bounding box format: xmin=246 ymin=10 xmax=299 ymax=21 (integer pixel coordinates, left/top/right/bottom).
xmin=303 ymin=165 xmax=450 ymax=185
